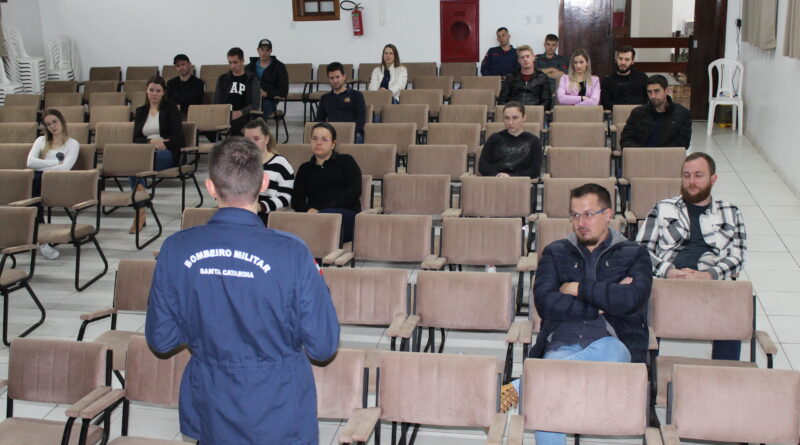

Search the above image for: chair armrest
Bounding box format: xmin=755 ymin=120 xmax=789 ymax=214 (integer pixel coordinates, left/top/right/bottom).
xmin=755 ymin=330 xmax=778 ymax=355
xmin=272 ymin=96 xmax=286 ymax=101
xmin=543 ymin=145 xmax=550 ymax=155
xmin=541 ymin=173 xmax=551 ymax=180
xmin=528 ymin=213 xmax=546 ymax=223
xmin=397 ymin=315 xmax=420 ymax=339
xmin=441 ymin=208 xmax=462 ymax=219
xmin=421 ymin=254 xmax=445 ymax=270
xmin=72 ymin=199 xmax=98 ymax=211
xmin=659 ymin=425 xmax=680 ymax=445
xmin=334 ymin=251 xmax=355 ymax=267
xmin=617 ymin=177 xmax=629 ymax=186
xmin=505 ymin=321 xmax=521 ymax=343
xmin=80 ymin=307 xmax=118 ymax=321
xmin=540 ymin=128 xmax=548 ymax=134
xmin=507 ymin=414 xmax=525 ymax=445
xmin=180 ymin=146 xmax=199 ymax=153
xmin=75 ymin=388 xmax=125 ymax=419
xmin=645 ymin=427 xmax=664 ymax=445
xmin=322 ymin=248 xmax=347 ymax=265
xmin=516 ymin=253 xmax=537 ymax=272
xmin=486 ymin=412 xmax=507 ymax=445
xmin=339 ymin=407 xmax=382 ymax=443
xmin=250 ymin=110 xmax=264 ymax=116
xmin=649 ymin=327 xmax=658 ymax=351
xmin=531 ymin=177 xmax=540 ymax=184
xmin=216 ymin=124 xmax=231 ymax=131
xmin=64 ymin=386 xmax=112 ymax=418
xmin=609 ymin=124 xmax=617 ymax=133
xmin=612 ymin=150 xmax=622 ymax=157
xmin=8 ymin=197 xmax=42 ymax=207
xmin=2 ymin=244 xmax=37 ymax=255
xmin=360 ymin=207 xmax=382 ymax=215
xmin=514 ymin=320 xmax=534 ymax=344
xmin=135 ymin=170 xmax=157 ymax=178
xmin=624 ymin=210 xmax=637 ymax=224
xmin=386 ymin=313 xmax=408 ymax=338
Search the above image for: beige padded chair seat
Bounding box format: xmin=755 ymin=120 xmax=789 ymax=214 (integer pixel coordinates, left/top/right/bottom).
xmin=101 ymin=190 xmax=151 ymax=207
xmin=656 ymin=355 xmax=756 ymax=406
xmin=286 ymin=92 xmax=304 ymax=101
xmin=0 ymin=269 xmax=27 ymax=287
xmin=156 ymin=165 xmax=194 ymax=178
xmin=308 ymin=90 xmax=326 ymax=101
xmin=198 ymin=143 xmax=213 ymax=154
xmin=38 ymin=224 xmax=95 ymax=244
xmin=95 ymin=330 xmax=143 ymax=370
xmin=0 ymin=417 xmax=103 ymax=445
xmin=109 ymin=437 xmax=187 ymax=445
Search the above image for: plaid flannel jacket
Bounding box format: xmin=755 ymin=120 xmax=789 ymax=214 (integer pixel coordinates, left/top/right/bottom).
xmin=635 ymin=196 xmax=747 ymax=279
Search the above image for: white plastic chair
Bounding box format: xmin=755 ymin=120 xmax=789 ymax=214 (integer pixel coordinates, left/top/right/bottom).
xmin=0 ymin=59 xmax=25 ymax=106
xmin=3 ymin=27 xmax=47 ymax=93
xmin=47 ymin=36 xmax=81 ymax=81
xmin=707 ymin=58 xmax=744 ymax=136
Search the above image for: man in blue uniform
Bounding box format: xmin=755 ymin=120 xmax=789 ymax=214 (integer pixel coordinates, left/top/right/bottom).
xmin=146 ymin=137 xmax=340 ymax=445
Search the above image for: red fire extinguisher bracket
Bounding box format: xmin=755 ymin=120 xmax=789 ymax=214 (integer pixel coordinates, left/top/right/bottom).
xmin=341 ymin=1 xmax=364 ymax=36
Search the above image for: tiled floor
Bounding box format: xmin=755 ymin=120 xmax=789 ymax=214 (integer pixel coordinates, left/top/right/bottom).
xmin=1 ymin=121 xmax=798 ymax=444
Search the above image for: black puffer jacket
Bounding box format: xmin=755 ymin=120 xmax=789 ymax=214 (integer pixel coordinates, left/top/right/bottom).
xmin=498 ymin=69 xmax=552 ymax=109
xmin=620 ymin=96 xmax=692 ymax=149
xmin=246 ymin=56 xmax=289 ymax=99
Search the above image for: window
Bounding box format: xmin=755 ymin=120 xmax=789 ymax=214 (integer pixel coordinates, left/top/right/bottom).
xmin=293 ymin=0 xmax=340 ymax=21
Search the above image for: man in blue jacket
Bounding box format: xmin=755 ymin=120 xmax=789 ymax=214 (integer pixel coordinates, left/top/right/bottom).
xmin=480 ymin=27 xmax=519 ymax=77
xmin=146 ymin=137 xmax=340 ymax=445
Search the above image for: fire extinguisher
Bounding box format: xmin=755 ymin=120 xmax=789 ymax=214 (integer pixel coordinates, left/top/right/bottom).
xmin=341 ymin=1 xmax=364 ymax=36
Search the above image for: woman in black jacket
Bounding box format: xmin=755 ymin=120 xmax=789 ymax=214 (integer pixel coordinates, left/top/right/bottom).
xmin=130 ymin=75 xmax=185 ymax=233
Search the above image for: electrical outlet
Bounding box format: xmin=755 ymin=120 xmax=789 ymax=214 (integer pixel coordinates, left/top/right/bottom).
xmin=536 ymin=15 xmax=544 ymax=24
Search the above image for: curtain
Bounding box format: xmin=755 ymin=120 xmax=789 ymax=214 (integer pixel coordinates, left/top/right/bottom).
xmin=743 ymin=0 xmax=778 ymax=50
xmin=785 ymin=0 xmax=800 ymax=59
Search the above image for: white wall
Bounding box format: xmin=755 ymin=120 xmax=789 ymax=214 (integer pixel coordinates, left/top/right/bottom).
xmin=672 ymin=0 xmax=694 ymax=35
xmin=631 ymin=0 xmax=673 ymax=61
xmin=1 ymin=0 xmax=45 ymax=58
xmin=479 ymin=0 xmax=560 ymax=56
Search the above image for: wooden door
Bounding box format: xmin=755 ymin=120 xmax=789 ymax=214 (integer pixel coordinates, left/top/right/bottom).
xmin=440 ymin=0 xmax=480 ymax=63
xmin=688 ymin=0 xmax=728 ymax=119
xmin=559 ymin=0 xmax=614 ymax=79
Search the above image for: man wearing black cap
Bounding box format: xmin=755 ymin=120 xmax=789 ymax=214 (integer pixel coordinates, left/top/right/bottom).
xmin=246 ymin=39 xmax=289 ymax=119
xmin=166 ymin=54 xmax=205 ymax=118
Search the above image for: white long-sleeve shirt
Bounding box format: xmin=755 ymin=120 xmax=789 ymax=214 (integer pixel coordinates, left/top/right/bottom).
xmin=26 ymin=136 xmax=80 ymax=171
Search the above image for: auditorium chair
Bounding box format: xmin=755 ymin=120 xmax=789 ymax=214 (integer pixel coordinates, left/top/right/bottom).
xmin=77 ymin=259 xmax=155 ymax=384
xmin=49 ymin=104 xmax=84 ymax=123
xmin=88 ymin=105 xmax=131 ymax=131
xmin=368 ymin=173 xmax=453 ymax=218
xmin=0 ymin=122 xmax=37 ymax=143
xmin=82 ymin=80 xmax=120 ymax=104
xmin=331 ymin=213 xmax=436 ymax=268
xmin=275 ymin=143 xmax=309 ymax=172
xmin=303 ymin=120 xmax=355 ymax=144
xmin=127 ymin=91 xmax=146 ymax=113
xmin=313 ymin=348 xmax=372 ymax=441
xmin=89 ymin=66 xmax=122 ymax=81
xmin=181 ymin=207 xmax=217 ymax=229
xmin=609 ymin=103 xmax=638 ymax=148
xmin=0 ymin=106 xmax=37 ymax=122
xmin=0 ymin=338 xmax=114 ymax=444
xmin=439 ymin=62 xmax=477 ymax=85
xmin=458 ymin=175 xmax=535 ymax=220
xmin=380 ymin=104 xmax=430 ymax=138
xmin=494 ymin=104 xmax=546 ymax=130
xmin=413 ymin=75 xmax=453 ymax=101
xmin=361 ymin=89 xmax=393 ymax=119
xmin=484 ymin=122 xmax=542 ymax=145
xmin=198 ymin=64 xmax=229 ymax=103
xmin=426 ymin=122 xmax=481 ymax=164
xmin=547 ymin=122 xmax=607 ymax=149
xmin=0 ymin=143 xmax=30 ymax=169
xmin=551 ymin=104 xmax=605 ymax=123
xmin=364 ymin=122 xmax=417 ymax=168
xmin=124 ymin=65 xmax=158 ymax=81
xmin=507 ymin=359 xmax=656 ymax=444
xmin=44 ymin=80 xmax=79 ymax=94
xmin=406 ymin=144 xmax=468 ymax=182
xmin=123 ymin=79 xmax=147 ymax=99
xmin=533 ymin=177 xmax=619 ymax=220
xmin=617 ymin=146 xmax=686 ymax=212
xmin=73 ymin=144 xmax=97 ymax=170
xmin=399 ymin=89 xmax=442 ymax=120
xmin=160 ymin=64 xmax=182 ymax=81
xmin=546 ymin=146 xmax=612 ymax=178
xmin=438 ymin=104 xmax=488 ymax=131
xmin=282 ymin=63 xmax=314 ymax=123
xmin=88 ymin=91 xmax=126 ymax=106
xmin=624 ymin=178 xmax=682 ymax=237
xmin=403 ymin=61 xmax=437 ymax=84
xmin=450 ymin=89 xmax=496 ymax=120
xmin=460 ymin=75 xmax=502 ymax=97
xmin=187 ymin=104 xmax=231 ymax=154
xmin=93 ymin=121 xmax=134 ymax=153
xmin=355 ymin=62 xmax=380 ymax=89
xmin=155 ymin=122 xmax=203 ymax=211
xmin=337 ymin=143 xmax=397 ymax=182
xmin=4 ymin=93 xmax=41 ymax=108
xmin=44 ymin=91 xmax=81 ymax=109
xmin=0 ymin=169 xmax=32 ymax=205
xmin=267 ymin=212 xmax=344 ymax=264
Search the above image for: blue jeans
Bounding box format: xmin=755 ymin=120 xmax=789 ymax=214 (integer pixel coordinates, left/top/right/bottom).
xmin=319 ymin=208 xmax=356 ymax=244
xmin=129 ymin=149 xmax=176 ymax=189
xmin=711 ymin=340 xmax=741 ymax=360
xmin=355 ymin=132 xmax=364 ymax=144
xmin=261 ymin=98 xmax=277 ymax=118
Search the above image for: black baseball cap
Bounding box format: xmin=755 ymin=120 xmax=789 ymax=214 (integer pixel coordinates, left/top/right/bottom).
xmin=258 ymin=39 xmax=272 ymax=49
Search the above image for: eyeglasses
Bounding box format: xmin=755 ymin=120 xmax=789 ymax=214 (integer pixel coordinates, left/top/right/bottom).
xmin=569 ymin=208 xmax=608 ymax=221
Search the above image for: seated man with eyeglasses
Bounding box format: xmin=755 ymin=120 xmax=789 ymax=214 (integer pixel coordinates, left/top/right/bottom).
xmin=504 ymin=183 xmax=652 ymax=445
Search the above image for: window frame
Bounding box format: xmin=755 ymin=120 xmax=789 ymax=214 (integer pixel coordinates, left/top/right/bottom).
xmin=292 ymin=0 xmax=341 ymax=22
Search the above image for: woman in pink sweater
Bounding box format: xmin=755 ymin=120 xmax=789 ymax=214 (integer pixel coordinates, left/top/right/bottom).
xmin=557 ymin=49 xmax=600 ymax=106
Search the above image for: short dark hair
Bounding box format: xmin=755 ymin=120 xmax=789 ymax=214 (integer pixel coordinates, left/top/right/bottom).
xmin=243 ymin=118 xmax=277 ymax=153
xmin=497 ymin=27 xmax=509 ymax=33
xmin=570 ymin=183 xmax=612 ymax=210
xmin=545 ymin=34 xmax=559 ymax=42
xmin=616 ymin=45 xmax=636 ymax=58
xmin=503 ymin=101 xmax=526 ymax=117
xmin=173 ymin=54 xmax=190 ymax=65
xmin=326 ymin=62 xmax=345 ymax=76
xmin=227 ymin=47 xmax=244 ymax=60
xmin=312 ymin=122 xmax=337 ymax=141
xmin=684 ymin=152 xmax=716 ymax=176
xmin=647 ymin=74 xmax=669 ymax=90
xmin=208 ymin=137 xmax=263 ymax=204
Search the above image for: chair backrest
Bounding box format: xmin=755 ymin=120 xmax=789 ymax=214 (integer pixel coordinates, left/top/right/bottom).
xmin=494 ymin=105 xmax=546 ymax=128
xmin=353 ymin=213 xmax=432 ymax=263
xmin=50 ymin=105 xmax=84 ymax=123
xmin=612 ymin=104 xmax=639 ymax=125
xmin=125 ymin=336 xmax=190 ymax=407
xmin=0 ymin=106 xmax=37 ymax=122
xmin=427 ymin=123 xmax=481 ymax=153
xmin=161 ymin=64 xmax=181 ymax=81
xmin=404 ymin=62 xmax=438 ymax=84
xmin=441 ymin=217 xmax=522 ymax=266
xmin=123 ymin=79 xmax=148 ymax=96
xmin=44 ymin=80 xmax=79 ymax=94
xmin=541 ymin=177 xmax=617 ymax=217
xmin=548 ymin=122 xmax=606 ymax=148
xmin=440 ymin=62 xmax=477 ymax=83
xmin=356 ymin=62 xmax=380 ymax=84
xmin=629 ymin=178 xmax=682 ymax=220
xmin=621 ymin=146 xmax=686 ymax=179
xmin=83 ymin=80 xmax=120 ymax=102
xmin=125 ymin=66 xmax=158 ymax=81
xmin=181 ymin=122 xmax=197 ymax=148
xmin=381 ymin=104 xmax=429 ymax=131
xmin=534 ymin=217 xmax=624 ymax=262
xmin=324 ymin=267 xmax=409 ymax=326
xmin=651 ymin=278 xmax=754 ymax=341
xmin=450 ymin=88 xmax=496 ymax=110
xmin=267 ymin=212 xmax=342 ymax=259
xmin=41 ymin=170 xmax=98 ymax=209
xmin=0 ymin=169 xmax=32 ymax=205
xmin=416 ymin=270 xmax=513 ymax=331
xmin=8 ymin=338 xmax=108 ymax=404
xmin=337 ymin=143 xmax=396 ymax=180
xmin=548 ymin=147 xmax=611 ymax=178
xmin=315 ymin=63 xmax=354 ymax=84
xmin=45 ymin=92 xmax=82 ymax=109
xmin=94 ymin=122 xmax=134 ymax=150
xmin=303 ymin=121 xmax=356 ymax=144
xmin=0 ymin=122 xmax=37 ymax=143
xmin=128 ymin=91 xmax=147 ymax=113
xmin=4 ymin=94 xmax=41 ymax=108
xmin=414 ymin=75 xmax=453 ymax=99
xmin=284 ymin=63 xmax=314 ymax=84
xmin=484 ymin=122 xmax=541 ymax=142
xmin=102 ymin=143 xmax=154 ymax=177
xmin=460 ymin=175 xmax=531 ymax=217
xmin=460 ymin=76 xmax=502 ymax=97
xmin=669 ymin=364 xmax=800 ymax=444
xmin=439 ymin=104 xmax=487 ymax=130
xmin=361 ymin=89 xmax=393 ymax=114
xmin=407 ymin=144 xmax=467 ymax=181
xmin=552 ymin=105 xmax=605 ymax=123
xmin=73 ymin=144 xmax=96 ymax=170
xmin=0 ymin=204 xmax=37 ymax=249
xmin=181 ymin=207 xmax=218 ymax=229
xmin=114 ymin=259 xmax=157 ymax=312
xmin=0 ymin=143 xmax=30 ymax=169
xmin=313 ymin=348 xmax=368 ymax=420
xmin=379 ymin=351 xmax=499 ymax=428
xmin=361 ymin=174 xmax=373 ymax=211
xmin=187 ymin=104 xmax=231 ymax=133
xmin=89 ymin=105 xmax=131 ymax=130
xmin=708 ymin=58 xmax=743 ymax=100
xmin=522 ymin=359 xmax=648 ymax=435
xmin=68 ymin=123 xmax=90 ymax=144
xmin=199 ymin=64 xmax=230 ymax=92
xmin=275 ymin=144 xmax=310 ymax=172
xmin=90 ymin=66 xmax=121 ymax=81
xmin=364 ymin=123 xmax=417 ymax=156
xmin=382 ymin=173 xmax=450 ymax=215
xmin=399 ymin=89 xmax=443 ymax=116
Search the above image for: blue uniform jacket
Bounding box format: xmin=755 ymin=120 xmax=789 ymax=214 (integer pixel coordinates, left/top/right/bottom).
xmin=145 ymin=207 xmax=340 ymax=445
xmin=480 ymin=46 xmax=520 ymax=76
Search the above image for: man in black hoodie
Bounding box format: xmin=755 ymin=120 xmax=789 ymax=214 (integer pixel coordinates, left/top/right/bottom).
xmin=245 ymin=39 xmax=289 ymax=119
xmin=213 ymin=47 xmax=260 ymax=136
xmin=600 ymin=46 xmax=648 ymax=110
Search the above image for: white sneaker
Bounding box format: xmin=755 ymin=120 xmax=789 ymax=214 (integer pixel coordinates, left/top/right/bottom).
xmin=485 ymin=265 xmax=497 ymax=273
xmin=39 ymin=244 xmax=59 ymax=260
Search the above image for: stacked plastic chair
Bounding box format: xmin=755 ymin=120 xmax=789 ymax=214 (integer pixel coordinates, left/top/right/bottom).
xmin=0 ymin=58 xmax=25 ymax=106
xmin=46 ymin=35 xmax=81 ymax=81
xmin=2 ymin=27 xmax=47 ymax=93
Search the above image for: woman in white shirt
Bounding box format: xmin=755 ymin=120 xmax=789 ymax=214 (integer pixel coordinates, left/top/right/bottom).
xmin=368 ymin=44 xmax=408 ymax=103
xmin=26 ymin=108 xmax=80 ymax=259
